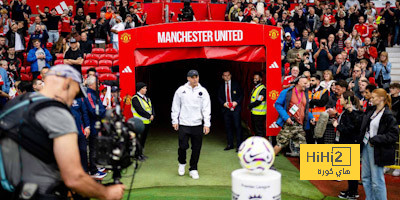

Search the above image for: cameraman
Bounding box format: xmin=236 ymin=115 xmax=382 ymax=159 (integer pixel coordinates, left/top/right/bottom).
xmin=178 ymin=1 xmax=195 ymax=21
xmin=0 ymin=65 xmax=125 ymax=199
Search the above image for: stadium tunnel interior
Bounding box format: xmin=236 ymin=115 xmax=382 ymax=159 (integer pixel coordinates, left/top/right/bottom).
xmin=135 ymin=58 xmax=265 ymax=135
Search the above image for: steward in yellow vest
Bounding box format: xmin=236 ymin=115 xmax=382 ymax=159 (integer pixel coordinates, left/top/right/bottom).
xmin=131 ymin=82 xmax=154 ymax=161
xmin=248 ymin=72 xmax=267 ymax=137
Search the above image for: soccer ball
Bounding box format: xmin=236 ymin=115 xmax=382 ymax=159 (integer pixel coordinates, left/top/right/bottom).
xmin=238 ymin=136 xmax=275 ymax=173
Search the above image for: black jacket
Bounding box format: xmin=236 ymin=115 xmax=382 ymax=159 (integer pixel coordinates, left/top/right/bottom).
xmin=217 ymin=80 xmax=243 ymax=112
xmin=131 ymin=94 xmax=154 ymax=119
xmin=337 ymin=109 xmax=363 ymax=144
xmin=94 ymin=22 xmax=108 ymax=41
xmin=6 ymin=30 xmax=25 ymax=50
xmin=360 ymin=106 xmax=399 ymax=166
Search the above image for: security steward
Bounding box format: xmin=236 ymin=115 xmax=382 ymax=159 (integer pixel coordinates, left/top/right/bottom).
xmin=131 ymin=82 xmax=154 ymax=161
xmin=307 ymin=74 xmax=329 ymax=144
xmin=0 ymin=65 xmax=124 ymax=199
xmin=171 ymin=69 xmax=211 ymax=180
xmin=248 ymin=71 xmax=267 ymax=137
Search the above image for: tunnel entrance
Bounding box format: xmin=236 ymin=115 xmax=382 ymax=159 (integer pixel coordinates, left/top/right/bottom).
xmin=134 ymin=59 xmax=264 ymax=136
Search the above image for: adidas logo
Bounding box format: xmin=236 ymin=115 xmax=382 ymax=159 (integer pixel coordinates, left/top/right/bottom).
xmin=268 ymin=61 xmax=279 ymax=69
xmin=268 ymin=121 xmax=279 ymax=128
xmin=122 ymin=66 xmax=132 ymax=73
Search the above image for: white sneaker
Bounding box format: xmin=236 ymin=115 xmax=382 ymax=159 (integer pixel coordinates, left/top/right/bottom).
xmin=189 ymin=170 xmax=199 ymax=179
xmin=178 ymin=164 xmax=186 ymax=176
xmin=392 ymin=169 xmax=400 ymax=176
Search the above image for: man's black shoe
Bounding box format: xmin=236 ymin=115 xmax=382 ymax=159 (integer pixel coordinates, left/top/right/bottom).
xmin=224 ymin=146 xmax=234 ymax=151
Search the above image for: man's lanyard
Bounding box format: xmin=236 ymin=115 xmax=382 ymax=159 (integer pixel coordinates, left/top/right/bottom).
xmin=294 ymin=87 xmax=303 ymax=105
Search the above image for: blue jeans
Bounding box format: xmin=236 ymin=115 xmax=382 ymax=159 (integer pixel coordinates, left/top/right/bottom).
xmin=362 ymin=144 xmax=387 ymax=200
xmin=394 ymin=25 xmax=400 ymax=45
xmin=48 ymin=31 xmax=59 ymax=43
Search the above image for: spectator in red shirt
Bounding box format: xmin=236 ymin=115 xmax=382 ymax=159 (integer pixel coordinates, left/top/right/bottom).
xmin=60 ymin=10 xmax=72 ymax=38
xmin=283 ymin=66 xmax=299 ymax=89
xmin=87 ymin=0 xmax=98 ymax=19
xmin=321 ymin=8 xmax=336 ymax=25
xmin=353 ymin=16 xmax=369 ymax=42
xmin=363 ymin=37 xmax=378 ymax=59
xmin=366 ymin=15 xmax=377 ymax=39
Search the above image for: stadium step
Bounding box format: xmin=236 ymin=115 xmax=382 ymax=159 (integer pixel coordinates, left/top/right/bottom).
xmin=387 ymin=48 xmax=400 ymax=83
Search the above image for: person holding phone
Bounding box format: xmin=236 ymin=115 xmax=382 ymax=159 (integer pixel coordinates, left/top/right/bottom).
xmin=171 ymin=70 xmax=211 ymax=180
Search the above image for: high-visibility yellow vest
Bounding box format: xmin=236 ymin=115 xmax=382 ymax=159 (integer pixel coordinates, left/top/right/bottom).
xmin=251 ymin=84 xmax=266 ymax=115
xmin=308 ymin=89 xmax=328 ymax=121
xmin=131 ymin=95 xmax=152 ymax=124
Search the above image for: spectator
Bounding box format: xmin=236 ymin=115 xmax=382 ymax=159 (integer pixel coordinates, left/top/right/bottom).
xmin=228 ymin=4 xmax=241 ymax=21
xmin=284 ymin=20 xmax=299 ymax=40
xmin=317 ymin=17 xmax=335 ymax=40
xmin=111 ymin=16 xmax=124 ymax=50
xmin=28 ymin=16 xmax=47 ymax=35
xmin=372 ymin=52 xmax=391 ymax=89
xmin=119 ymin=0 xmax=130 ymax=20
xmin=320 ymin=70 xmax=335 ymax=91
xmin=347 ymin=63 xmax=362 ymax=96
xmin=358 ymin=78 xmax=369 ymax=99
xmin=380 ymin=1 xmax=395 ymax=45
xmin=131 ymin=7 xmax=144 ymax=27
xmin=87 ymin=0 xmax=98 ymax=19
xmin=124 ymin=14 xmax=135 ymax=29
xmin=314 ymin=38 xmax=333 ymax=75
xmin=32 ymin=78 xmax=44 ymax=92
xmin=50 ymin=36 xmax=68 ymax=63
xmin=299 ymin=52 xmax=316 ymax=75
xmin=60 ymin=10 xmax=72 ymax=38
xmin=363 ymin=37 xmax=378 ymax=60
xmin=74 ymin=0 xmax=85 ymax=13
xmin=321 ymin=8 xmax=335 ymax=25
xmin=378 ymin=17 xmax=390 ymax=48
xmin=287 ymin=40 xmax=306 ymax=68
xmin=329 ymin=54 xmax=350 ymax=81
xmin=0 ymin=9 xmax=11 ymax=36
xmin=64 ymin=38 xmax=84 ymax=73
xmin=345 ymin=0 xmax=360 ymax=11
xmin=79 ymin=32 xmax=92 ymax=55
xmin=343 ymin=40 xmax=357 ymax=63
xmin=389 ymin=83 xmax=400 ymax=125
xmin=352 ymin=47 xmax=366 ymax=67
xmin=300 ymin=29 xmax=309 ymax=45
xmin=28 ymin=24 xmax=49 ymax=50
xmin=327 ymin=34 xmax=341 ymax=58
xmin=6 ymin=23 xmax=25 ymax=62
xmin=74 ymin=7 xmax=85 ymax=34
xmin=360 ymin=89 xmax=398 ymax=200
xmin=394 ymin=2 xmax=400 ymax=47
xmin=354 ymin=16 xmax=368 ymax=41
xmin=36 ymin=6 xmax=49 ymax=25
xmin=336 ymin=19 xmax=350 ymax=39
xmin=38 ymin=8 xmax=61 ymax=43
xmin=5 ymin=47 xmax=21 ymax=75
xmin=10 ymin=0 xmax=20 ymax=22
xmin=293 ymin=9 xmax=307 ymax=34
xmin=283 ymin=32 xmax=295 ymax=53
xmin=15 ymin=0 xmax=31 ymax=22
xmin=359 ymin=59 xmax=372 ymax=78
xmin=346 ymin=29 xmax=363 ymax=51
xmin=0 ymin=59 xmax=9 ymax=107
xmin=101 ymin=0 xmax=116 ymax=13
xmin=94 ymin=17 xmax=107 ymax=49
xmin=334 ymin=91 xmax=362 ymax=199
xmin=306 ymin=7 xmax=320 ymax=33
xmin=27 ymin=39 xmax=52 ymax=79
xmin=254 ymin=0 xmax=267 ymax=16
xmin=81 ymin=15 xmax=95 ymax=42
xmin=302 ymin=33 xmax=317 ymax=62
xmin=0 ymin=35 xmax=7 ymax=59
xmin=282 ymin=66 xmax=299 ymax=89
xmin=40 ymin=66 xmax=49 ymax=80
xmin=366 ymin=15 xmax=377 ymax=39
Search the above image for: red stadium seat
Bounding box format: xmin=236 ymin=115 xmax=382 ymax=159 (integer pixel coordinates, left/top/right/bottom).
xmin=92 ymin=48 xmax=105 ymax=54
xmin=98 ymin=73 xmax=117 ymax=81
xmin=83 ymin=60 xmax=98 ymax=66
xmin=54 ymin=60 xmax=64 ymax=65
xmin=107 ymin=44 xmax=113 ymax=48
xmin=46 ymin=42 xmax=53 ymax=49
xmin=99 ymin=54 xmax=113 ymax=60
xmin=25 ymin=66 xmax=31 ymax=73
xmin=98 ymin=60 xmax=112 ymax=67
xmin=112 ymin=54 xmax=119 ymax=60
xmin=105 ymin=48 xmax=118 ymax=54
xmin=81 ymin=66 xmax=90 ymax=74
xmin=96 ymin=66 xmax=112 ymax=74
xmin=56 ymin=53 xmax=64 ymax=60
xmin=113 ymin=60 xmax=119 ymax=66
xmin=85 ymin=54 xmax=100 ymax=60
xmin=21 ymin=73 xmax=33 ymax=81
xmin=20 ymin=66 xmax=26 ymax=73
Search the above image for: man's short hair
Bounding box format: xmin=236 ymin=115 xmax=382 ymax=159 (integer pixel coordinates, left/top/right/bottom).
xmin=32 ymin=39 xmax=41 ymax=44
xmin=87 ymin=67 xmax=97 ymax=74
xmin=360 ymin=59 xmax=368 ymax=64
xmin=311 ymin=74 xmax=321 ymax=81
xmin=254 ymin=71 xmax=263 ymax=78
xmin=389 ymin=83 xmax=400 ymax=89
xmin=336 ymin=79 xmax=348 ymax=89
xmin=365 ymin=84 xmax=377 ymax=92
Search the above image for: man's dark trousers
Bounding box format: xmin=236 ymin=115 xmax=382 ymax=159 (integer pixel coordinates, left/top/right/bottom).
xmin=224 ymin=109 xmax=242 ymax=147
xmin=178 ymin=125 xmax=203 ymax=171
xmin=251 ymin=114 xmax=266 ymax=137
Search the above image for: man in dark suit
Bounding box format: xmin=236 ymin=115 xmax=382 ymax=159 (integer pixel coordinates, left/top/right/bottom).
xmin=218 ymin=70 xmax=243 ymax=152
